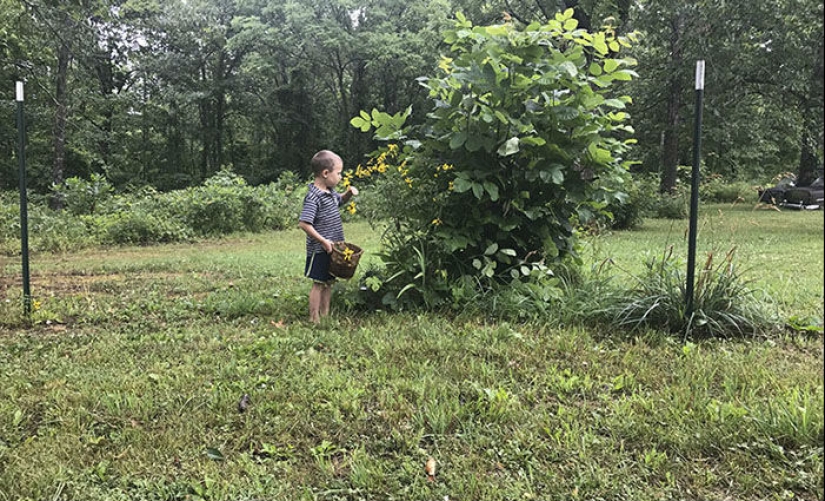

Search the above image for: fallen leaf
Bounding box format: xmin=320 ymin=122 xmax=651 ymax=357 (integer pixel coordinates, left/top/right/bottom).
xmin=270 ymin=319 xmax=285 ymax=328
xmin=425 ymin=457 xmax=436 ymax=482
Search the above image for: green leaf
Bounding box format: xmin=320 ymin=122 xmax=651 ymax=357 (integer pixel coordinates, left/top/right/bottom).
xmin=551 ymin=167 xmax=564 ymax=184
xmin=486 ymin=24 xmax=508 ymax=37
xmin=559 ymin=61 xmax=578 ymax=78
xmin=450 ymin=131 xmax=467 ymax=149
xmin=588 ymin=62 xmax=603 ymax=76
xmin=453 ymin=176 xmax=472 ymax=193
xmin=603 ymin=98 xmax=626 ymax=109
xmin=612 ymin=69 xmax=636 ymax=81
xmin=587 ymin=142 xmax=613 ymax=163
xmin=593 ymin=33 xmax=608 ymax=55
xmin=206 ymin=448 xmax=224 ymax=461
xmin=603 ymin=59 xmax=619 ymax=73
xmin=484 ymin=181 xmax=500 ymax=201
xmin=484 ymin=243 xmax=499 ymax=255
xmin=350 ymin=116 xmax=371 ymax=132
xmin=520 ymin=136 xmax=547 ymax=146
xmin=497 ymin=137 xmax=520 ymax=156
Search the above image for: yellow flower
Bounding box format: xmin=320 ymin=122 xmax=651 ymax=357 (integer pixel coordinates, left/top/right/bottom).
xmin=32 ymin=300 xmax=42 ymax=311
xmin=342 ymin=247 xmax=355 ymax=261
xmin=448 ymin=181 xmax=455 ymax=191
xmin=431 ymin=218 xmax=442 ymax=226
xmin=346 ymin=202 xmax=357 ymax=215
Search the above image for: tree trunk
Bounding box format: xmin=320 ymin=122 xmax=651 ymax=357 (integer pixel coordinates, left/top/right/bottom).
xmin=51 ymin=40 xmax=71 ymax=210
xmin=214 ymin=53 xmax=226 ymax=171
xmin=660 ymin=12 xmax=684 ymax=194
xmin=198 ymin=66 xmax=210 ymax=180
xmin=796 ymin=36 xmax=824 ymax=186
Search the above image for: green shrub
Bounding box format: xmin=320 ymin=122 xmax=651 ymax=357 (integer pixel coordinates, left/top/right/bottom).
xmin=158 ymin=170 xmax=303 ymax=236
xmin=53 ymin=173 xmax=114 ymax=215
xmin=0 ymin=171 xmax=308 ymax=252
xmin=605 ymin=177 xmax=650 ymax=230
xmin=103 ymin=210 xmax=193 ymax=245
xmin=700 ymin=175 xmax=753 ymax=203
xmin=352 ymin=12 xmax=638 ymax=307
xmin=653 ymin=192 xmax=688 ymax=219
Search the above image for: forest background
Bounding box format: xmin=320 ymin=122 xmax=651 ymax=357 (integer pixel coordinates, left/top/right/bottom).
xmin=0 ymin=0 xmax=823 ymax=200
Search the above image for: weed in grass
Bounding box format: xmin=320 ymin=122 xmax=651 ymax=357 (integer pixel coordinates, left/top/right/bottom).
xmin=747 ymin=386 xmax=825 ymax=449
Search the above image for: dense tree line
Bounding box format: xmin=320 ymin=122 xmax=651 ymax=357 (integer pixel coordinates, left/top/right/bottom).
xmin=1 ymin=0 xmax=822 ymax=201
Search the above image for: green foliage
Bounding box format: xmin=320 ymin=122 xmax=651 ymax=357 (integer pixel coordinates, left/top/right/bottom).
xmin=653 ymin=191 xmax=689 ymax=219
xmin=602 ymin=173 xmax=660 ymax=230
xmin=700 ymin=175 xmax=754 ymax=203
xmin=353 ymin=11 xmax=638 ymax=306
xmin=53 ymin=173 xmax=114 ymax=215
xmin=605 ymin=246 xmax=778 ymax=339
xmin=0 ymin=171 xmax=304 ymax=254
xmin=102 ymin=210 xmax=193 ymax=246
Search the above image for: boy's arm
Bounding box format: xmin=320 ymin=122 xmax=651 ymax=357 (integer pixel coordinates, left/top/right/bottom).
xmin=340 ymin=186 xmax=359 ymax=204
xmin=299 ymin=221 xmax=334 ymax=253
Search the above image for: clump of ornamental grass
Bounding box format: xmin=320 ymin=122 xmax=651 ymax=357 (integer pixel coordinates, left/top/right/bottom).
xmin=605 ymin=246 xmax=778 ymax=339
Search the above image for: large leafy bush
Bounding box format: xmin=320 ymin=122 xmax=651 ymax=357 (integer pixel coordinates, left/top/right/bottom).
xmin=352 ymin=11 xmax=638 ymax=307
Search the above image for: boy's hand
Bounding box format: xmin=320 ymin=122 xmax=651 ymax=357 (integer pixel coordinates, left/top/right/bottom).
xmin=347 ymin=186 xmax=359 ymax=197
xmin=321 ymin=238 xmax=334 ymax=254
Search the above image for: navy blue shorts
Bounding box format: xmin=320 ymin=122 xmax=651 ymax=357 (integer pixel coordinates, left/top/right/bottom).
xmin=305 ymin=252 xmax=335 ymax=283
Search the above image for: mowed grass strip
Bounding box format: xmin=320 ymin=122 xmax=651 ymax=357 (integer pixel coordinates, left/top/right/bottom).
xmin=0 ymin=209 xmax=822 ymax=500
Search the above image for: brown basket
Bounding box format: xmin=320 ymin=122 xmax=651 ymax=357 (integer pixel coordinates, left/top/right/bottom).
xmin=329 ymin=241 xmax=363 ymax=279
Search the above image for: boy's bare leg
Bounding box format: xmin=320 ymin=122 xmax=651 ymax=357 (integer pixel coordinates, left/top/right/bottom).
xmin=319 ymin=284 xmax=332 ymax=318
xmin=309 ymin=283 xmax=324 ymax=323
xmin=309 ymin=282 xmax=333 ymax=323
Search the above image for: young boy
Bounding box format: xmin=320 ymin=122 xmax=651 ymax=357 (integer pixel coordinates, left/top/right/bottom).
xmin=298 ymin=150 xmax=358 ymax=323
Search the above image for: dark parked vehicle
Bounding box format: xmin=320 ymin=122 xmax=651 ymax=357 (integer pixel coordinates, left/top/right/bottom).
xmin=758 ymin=172 xmax=824 ymax=209
xmin=781 ymin=177 xmax=824 ymax=210
xmin=757 ymin=175 xmax=796 ymax=205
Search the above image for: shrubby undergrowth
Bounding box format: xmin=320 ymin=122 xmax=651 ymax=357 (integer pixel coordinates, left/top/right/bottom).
xmin=0 ymin=170 xmax=304 ymax=254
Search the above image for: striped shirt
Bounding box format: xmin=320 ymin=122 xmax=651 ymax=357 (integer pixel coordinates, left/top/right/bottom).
xmin=299 ymin=183 xmax=345 ymax=254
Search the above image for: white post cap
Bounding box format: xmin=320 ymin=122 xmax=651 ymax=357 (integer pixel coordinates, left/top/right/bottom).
xmin=695 ymin=61 xmax=705 ymax=90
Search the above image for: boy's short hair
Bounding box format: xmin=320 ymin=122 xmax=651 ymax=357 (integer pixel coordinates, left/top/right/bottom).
xmin=311 ymin=150 xmax=342 ymax=177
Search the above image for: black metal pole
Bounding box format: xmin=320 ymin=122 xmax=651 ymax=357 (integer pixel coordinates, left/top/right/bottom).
xmin=16 ymin=81 xmax=31 ymax=317
xmin=685 ymin=61 xmax=705 ymax=319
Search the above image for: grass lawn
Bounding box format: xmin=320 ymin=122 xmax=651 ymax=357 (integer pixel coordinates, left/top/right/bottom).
xmin=0 ymin=205 xmax=822 ymax=500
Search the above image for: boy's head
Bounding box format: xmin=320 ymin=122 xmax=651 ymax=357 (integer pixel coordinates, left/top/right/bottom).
xmin=311 ymin=150 xmax=343 ymax=188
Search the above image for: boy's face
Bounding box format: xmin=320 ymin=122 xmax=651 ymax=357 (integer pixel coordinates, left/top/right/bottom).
xmin=322 ymin=161 xmax=343 ymax=189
